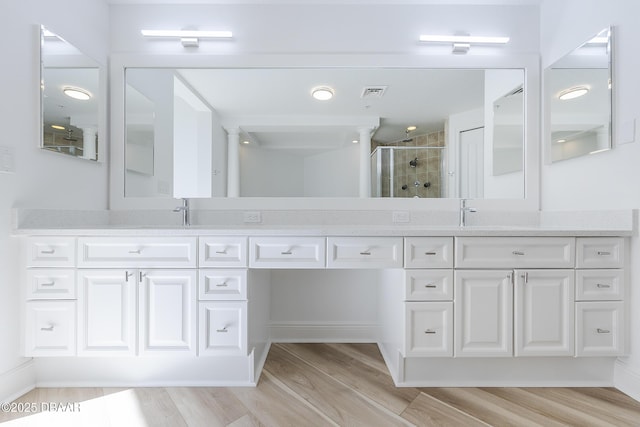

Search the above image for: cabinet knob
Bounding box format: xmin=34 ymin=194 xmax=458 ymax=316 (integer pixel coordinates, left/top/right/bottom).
xmin=40 ymin=325 xmax=55 ymax=332
xmin=597 ymin=328 xmax=611 ymax=334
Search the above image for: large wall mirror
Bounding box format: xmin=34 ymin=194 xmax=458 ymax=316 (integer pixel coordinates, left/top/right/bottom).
xmin=124 ymin=67 xmax=525 ymax=200
xmin=40 ymin=26 xmax=100 ymax=161
xmin=546 ymin=27 xmax=612 ymax=163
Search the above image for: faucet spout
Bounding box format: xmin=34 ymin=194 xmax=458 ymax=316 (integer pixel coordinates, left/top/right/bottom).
xmin=173 ymin=198 xmax=190 ymax=227
xmin=459 ymin=199 xmax=477 ymax=227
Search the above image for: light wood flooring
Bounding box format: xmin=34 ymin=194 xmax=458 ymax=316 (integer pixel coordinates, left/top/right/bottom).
xmin=2 ymin=343 xmax=640 ymax=426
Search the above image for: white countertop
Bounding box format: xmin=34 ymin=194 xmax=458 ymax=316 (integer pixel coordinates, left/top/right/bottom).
xmin=11 ymin=209 xmax=636 ymax=237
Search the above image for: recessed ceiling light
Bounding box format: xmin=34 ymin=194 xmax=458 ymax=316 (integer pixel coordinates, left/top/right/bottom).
xmin=242 ymin=140 xmax=250 ymax=144
xmin=63 ymin=87 xmax=91 ymax=101
xmin=558 ymin=86 xmax=589 ymax=101
xmin=352 ymin=140 xmax=359 ymax=144
xmin=51 ymin=125 xmax=65 ymax=130
xmin=406 ymin=126 xmax=417 ymax=132
xmin=311 ymin=86 xmax=334 ymax=101
xmin=556 ymin=139 xmax=566 ymax=143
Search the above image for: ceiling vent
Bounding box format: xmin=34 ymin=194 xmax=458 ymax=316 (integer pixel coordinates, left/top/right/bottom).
xmin=361 ymin=86 xmax=388 ymax=99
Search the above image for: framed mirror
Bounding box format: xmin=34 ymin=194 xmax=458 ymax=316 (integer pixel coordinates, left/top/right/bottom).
xmin=40 ymin=26 xmax=100 ymax=160
xmin=124 ymin=67 xmax=525 ymax=200
xmin=546 ymin=27 xmax=612 ymax=163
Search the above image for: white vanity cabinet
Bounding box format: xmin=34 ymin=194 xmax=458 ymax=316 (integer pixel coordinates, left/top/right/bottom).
xmin=575 ymin=237 xmax=625 ymax=356
xmin=24 ymin=237 xmax=77 ymax=356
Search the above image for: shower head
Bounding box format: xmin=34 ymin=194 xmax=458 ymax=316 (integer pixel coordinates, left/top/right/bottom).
xmin=402 ymin=129 xmax=413 ymax=143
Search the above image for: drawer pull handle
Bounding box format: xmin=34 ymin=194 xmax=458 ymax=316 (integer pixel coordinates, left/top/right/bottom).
xmin=597 ymin=328 xmax=611 ymax=334
xmin=215 ymin=250 xmax=227 ymax=254
xmin=512 ymin=251 xmax=525 ymax=256
xmin=424 ymin=329 xmax=436 ymax=334
xmin=281 ymin=250 xmax=293 ymax=255
xmin=597 ymin=251 xmax=611 ymax=256
xmin=216 ymin=327 xmax=228 ymax=333
xmin=41 ymin=282 xmax=56 ymax=287
xmin=41 ymin=325 xmax=55 ymax=332
xmin=40 ymin=249 xmax=56 ymax=254
xmin=128 ymin=249 xmax=141 ymax=254
xmin=425 ymin=251 xmax=437 ymax=256
xmin=425 ymin=284 xmax=437 ymax=288
xmin=596 ymin=283 xmax=611 ymax=288
xmin=216 ymin=282 xmax=228 ymax=287
xmin=360 ymin=251 xmax=372 ymax=256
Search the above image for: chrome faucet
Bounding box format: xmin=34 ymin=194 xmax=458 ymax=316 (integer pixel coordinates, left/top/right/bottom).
xmin=459 ymin=199 xmax=477 ymax=227
xmin=173 ymin=198 xmax=190 ymax=227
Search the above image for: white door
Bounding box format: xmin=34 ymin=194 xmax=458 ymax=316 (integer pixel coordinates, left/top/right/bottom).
xmin=459 ymin=127 xmax=484 ymax=199
xmin=455 ymin=270 xmax=513 ymax=357
xmin=139 ymin=269 xmax=197 ymax=355
xmin=77 ymin=269 xmax=136 ymax=355
xmin=514 ymin=270 xmax=574 ymax=356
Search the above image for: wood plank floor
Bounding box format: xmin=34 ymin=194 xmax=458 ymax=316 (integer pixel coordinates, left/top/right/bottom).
xmin=2 ymin=343 xmax=640 ymax=426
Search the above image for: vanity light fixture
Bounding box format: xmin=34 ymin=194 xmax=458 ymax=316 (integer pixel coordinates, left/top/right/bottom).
xmin=558 ymin=86 xmax=589 ymax=101
xmin=63 ymin=86 xmax=91 ymax=101
xmin=311 ymin=86 xmax=334 ymax=101
xmin=419 ymin=34 xmax=509 ymax=54
xmin=140 ymin=29 xmax=233 ymax=47
xmin=51 ymin=124 xmax=65 ymax=130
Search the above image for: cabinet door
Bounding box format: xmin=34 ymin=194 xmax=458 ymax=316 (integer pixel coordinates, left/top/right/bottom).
xmin=514 ymin=270 xmax=574 ymax=356
xmin=77 ymin=270 xmax=137 ymax=355
xmin=139 ymin=269 xmax=197 ymax=355
xmin=576 ymin=301 xmax=625 ymax=356
xmin=404 ymin=302 xmax=453 ymax=357
xmin=454 ymin=270 xmax=513 ymax=357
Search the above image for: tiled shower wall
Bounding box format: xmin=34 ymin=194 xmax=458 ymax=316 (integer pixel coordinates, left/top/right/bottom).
xmin=372 ymin=129 xmax=446 ymax=198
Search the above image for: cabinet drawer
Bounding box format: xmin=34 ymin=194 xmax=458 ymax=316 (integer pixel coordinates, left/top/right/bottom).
xmin=576 ymin=301 xmax=624 ymax=356
xmin=199 ymin=301 xmax=247 ymax=356
xmin=26 ymin=237 xmax=75 ymax=267
xmin=405 ymin=270 xmax=453 ymax=301
xmin=249 ymin=237 xmax=326 ymax=268
xmin=25 ymin=301 xmax=76 ymax=356
xmin=199 ymin=236 xmax=247 ymax=268
xmin=455 ymin=237 xmax=575 ymax=269
xmin=404 ymin=237 xmax=453 ymax=269
xmin=576 ymin=270 xmax=624 ymax=301
xmin=404 ymin=302 xmax=453 ymax=357
xmin=77 ymin=237 xmax=197 ymax=268
xmin=576 ymin=238 xmax=624 ymax=269
xmin=26 ymin=269 xmax=75 ymax=300
xmin=327 ymin=237 xmax=403 ymax=269
xmin=199 ymin=269 xmax=247 ymax=300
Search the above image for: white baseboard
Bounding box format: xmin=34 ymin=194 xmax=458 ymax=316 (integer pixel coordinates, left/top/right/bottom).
xmin=0 ymin=360 xmax=36 ymax=403
xmin=614 ymin=359 xmax=640 ymax=402
xmin=270 ymin=321 xmax=377 ymax=343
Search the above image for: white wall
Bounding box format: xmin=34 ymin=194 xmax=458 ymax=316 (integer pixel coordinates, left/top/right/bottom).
xmin=304 ymin=146 xmax=359 ymax=197
xmin=0 ymin=0 xmax=108 ymax=402
xmin=540 ymin=0 xmax=640 ymax=399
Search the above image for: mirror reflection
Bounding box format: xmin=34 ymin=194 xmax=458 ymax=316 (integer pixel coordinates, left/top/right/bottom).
xmin=547 ymin=27 xmax=612 ymax=162
xmin=124 ymin=68 xmax=525 ymax=199
xmin=40 ymin=26 xmax=99 ymax=160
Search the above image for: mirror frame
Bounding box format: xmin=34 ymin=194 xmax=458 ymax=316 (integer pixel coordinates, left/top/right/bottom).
xmin=38 ymin=25 xmax=105 ymax=163
xmin=110 ymin=53 xmax=540 ymax=213
xmin=544 ymin=27 xmax=613 ymax=165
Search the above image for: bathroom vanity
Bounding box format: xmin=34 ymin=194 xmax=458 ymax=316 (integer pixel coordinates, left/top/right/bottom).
xmin=16 ymin=210 xmax=632 ymax=387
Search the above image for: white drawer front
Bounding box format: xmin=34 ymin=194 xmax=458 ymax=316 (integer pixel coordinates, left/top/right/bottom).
xmin=199 ymin=269 xmax=247 ymax=300
xmin=249 ymin=237 xmax=326 ymax=268
xmin=404 ymin=302 xmax=453 ymax=357
xmin=199 ymin=301 xmax=247 ymax=356
xmin=404 ymin=237 xmax=453 ymax=269
xmin=26 ymin=269 xmax=76 ymax=300
xmin=405 ymin=270 xmax=453 ymax=301
xmin=78 ymin=237 xmax=197 ymax=268
xmin=576 ymin=301 xmax=624 ymax=356
xmin=327 ymin=237 xmax=403 ymax=269
xmin=199 ymin=236 xmax=247 ymax=268
xmin=26 ymin=237 xmax=75 ymax=267
xmin=576 ymin=237 xmax=624 ymax=269
xmin=576 ymin=269 xmax=624 ymax=301
xmin=455 ymin=237 xmax=575 ymax=269
xmin=25 ymin=301 xmax=76 ymax=356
